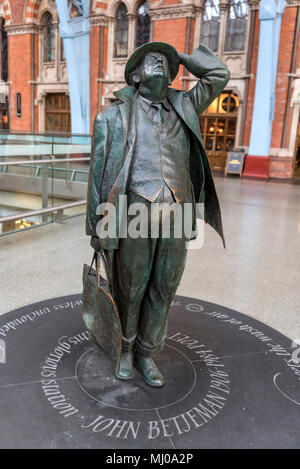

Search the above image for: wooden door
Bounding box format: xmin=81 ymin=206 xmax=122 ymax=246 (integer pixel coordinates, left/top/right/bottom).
xmin=45 ymin=93 xmax=71 ymax=133
xmin=199 ymin=116 xmax=237 ymax=170
xmin=0 ymin=100 xmax=8 ymax=130
xmin=199 ymin=92 xmax=239 ymax=172
xmin=293 ymin=118 xmax=300 ymax=178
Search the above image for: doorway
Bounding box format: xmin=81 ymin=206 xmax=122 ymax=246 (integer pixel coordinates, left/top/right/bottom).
xmin=199 ymin=92 xmax=239 ymax=171
xmin=45 ymin=93 xmax=71 ymax=133
xmin=0 ymin=98 xmax=8 ymax=129
xmin=293 ymin=115 xmax=300 ymax=178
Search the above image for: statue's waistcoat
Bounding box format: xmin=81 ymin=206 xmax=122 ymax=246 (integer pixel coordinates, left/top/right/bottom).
xmin=128 ymin=96 xmax=190 ymax=203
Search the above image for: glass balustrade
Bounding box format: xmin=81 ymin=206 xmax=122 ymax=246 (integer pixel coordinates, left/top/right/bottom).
xmin=0 ymin=131 xmax=91 ymax=235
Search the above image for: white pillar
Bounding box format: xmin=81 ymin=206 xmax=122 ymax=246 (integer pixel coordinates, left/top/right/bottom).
xmin=56 ymin=0 xmax=90 ymax=135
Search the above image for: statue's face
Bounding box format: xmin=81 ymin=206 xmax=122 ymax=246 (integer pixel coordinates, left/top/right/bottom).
xmin=136 ymin=52 xmax=170 ymax=84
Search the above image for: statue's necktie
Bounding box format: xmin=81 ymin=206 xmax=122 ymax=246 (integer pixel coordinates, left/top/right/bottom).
xmin=151 ymin=103 xmax=163 ymax=125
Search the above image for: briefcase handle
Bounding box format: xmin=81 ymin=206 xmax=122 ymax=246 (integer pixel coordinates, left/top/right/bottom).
xmin=88 ymin=251 xmax=105 ymax=287
xmin=96 ymin=252 xmax=102 ymax=286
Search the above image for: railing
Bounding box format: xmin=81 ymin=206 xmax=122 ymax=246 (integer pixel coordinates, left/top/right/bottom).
xmin=0 ymin=200 xmax=86 ymax=224
xmin=0 ymin=159 xmax=90 ymax=182
xmin=0 ymin=132 xmax=91 ymax=236
xmin=0 ymin=129 xmax=92 ymax=143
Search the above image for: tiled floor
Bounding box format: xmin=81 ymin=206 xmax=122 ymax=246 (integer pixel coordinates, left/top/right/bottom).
xmin=1 ymin=176 xmax=299 ymax=340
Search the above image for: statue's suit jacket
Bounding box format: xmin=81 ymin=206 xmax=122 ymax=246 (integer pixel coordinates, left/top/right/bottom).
xmin=86 ymin=44 xmax=230 ymax=249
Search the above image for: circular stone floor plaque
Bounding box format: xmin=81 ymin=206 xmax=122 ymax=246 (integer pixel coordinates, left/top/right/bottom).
xmin=0 ymin=294 xmax=299 ymax=449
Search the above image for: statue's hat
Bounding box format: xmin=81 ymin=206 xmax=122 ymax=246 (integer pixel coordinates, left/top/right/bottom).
xmin=125 ymin=41 xmax=180 ymax=85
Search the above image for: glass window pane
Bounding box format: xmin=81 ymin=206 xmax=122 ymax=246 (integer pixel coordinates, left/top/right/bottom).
xmin=54 ymin=94 xmax=59 ymax=109
xmin=43 ymin=12 xmax=55 ymax=62
xmin=216 ymin=136 xmax=224 ymax=151
xmin=47 ymin=115 xmax=52 ymax=130
xmin=207 ymin=97 xmax=218 ymax=114
xmin=228 ymin=118 xmax=236 ymax=133
xmin=226 ymin=136 xmax=235 ymax=150
xmin=61 ymin=114 xmax=66 ymax=129
xmin=217 ymin=118 xmax=226 ymax=133
xmin=199 ymin=118 xmax=205 ymax=133
xmin=54 ymin=114 xmax=59 ymax=130
xmin=206 ymin=136 xmax=214 ymax=150
xmin=200 ymin=0 xmax=220 ymax=52
xmin=207 ymin=118 xmax=216 ymax=134
xmin=114 ymin=3 xmax=128 ymax=58
xmin=225 ymin=0 xmax=249 ymax=52
xmin=136 ymin=1 xmax=151 ymax=48
xmin=0 ymin=18 xmax=8 ymax=82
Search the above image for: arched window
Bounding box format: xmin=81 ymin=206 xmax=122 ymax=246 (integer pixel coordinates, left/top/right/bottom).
xmin=225 ymin=0 xmax=249 ymax=51
xmin=200 ymin=0 xmax=220 ymax=52
xmin=136 ymin=1 xmax=150 ymax=48
xmin=114 ymin=3 xmax=128 ymax=58
xmin=0 ymin=18 xmax=8 ymax=82
xmin=42 ymin=12 xmax=55 ymax=62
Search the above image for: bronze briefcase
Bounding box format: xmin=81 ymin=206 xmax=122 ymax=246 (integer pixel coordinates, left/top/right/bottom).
xmin=82 ymin=253 xmax=122 ymax=374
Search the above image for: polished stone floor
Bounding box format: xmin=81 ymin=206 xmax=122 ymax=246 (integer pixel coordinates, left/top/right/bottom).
xmin=1 ymin=176 xmax=299 ymax=341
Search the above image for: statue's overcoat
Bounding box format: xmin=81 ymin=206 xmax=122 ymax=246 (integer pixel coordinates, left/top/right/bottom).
xmin=86 ymin=44 xmax=230 ymax=248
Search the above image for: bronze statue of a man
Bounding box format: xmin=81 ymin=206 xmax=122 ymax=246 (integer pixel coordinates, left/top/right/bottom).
xmin=86 ymin=42 xmax=229 ymax=387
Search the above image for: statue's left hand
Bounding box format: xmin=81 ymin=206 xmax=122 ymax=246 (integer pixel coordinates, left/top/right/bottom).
xmin=90 ymin=235 xmax=101 ymax=252
xmin=177 ymin=51 xmax=187 ymax=65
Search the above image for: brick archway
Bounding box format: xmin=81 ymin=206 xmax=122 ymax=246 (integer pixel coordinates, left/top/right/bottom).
xmin=25 ymin=1 xmax=107 ymax=21
xmin=24 ymin=0 xmax=42 ymax=23
xmin=0 ymin=0 xmax=12 ymax=24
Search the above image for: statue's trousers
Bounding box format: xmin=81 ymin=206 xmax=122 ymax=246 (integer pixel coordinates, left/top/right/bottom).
xmin=103 ymin=189 xmax=189 ymax=357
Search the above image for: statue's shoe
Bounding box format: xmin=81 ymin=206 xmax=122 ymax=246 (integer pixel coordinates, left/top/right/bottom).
xmin=134 ymin=354 xmax=165 ymax=387
xmin=116 ymin=351 xmax=133 ymax=380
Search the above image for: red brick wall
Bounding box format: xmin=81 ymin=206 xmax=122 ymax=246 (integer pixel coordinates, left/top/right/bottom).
xmin=8 ymin=33 xmax=32 ymax=131
xmin=90 ymin=24 xmax=100 ymax=125
xmin=286 ymin=7 xmax=300 ymax=150
xmin=153 ymin=17 xmax=188 ymax=90
xmin=271 ymin=7 xmax=297 ymax=149
xmin=243 ymin=10 xmax=259 ymax=147
xmin=10 ymin=0 xmax=26 ymax=24
xmin=95 ymin=1 xmax=108 ymax=11
xmin=99 ymin=25 xmax=108 ymax=111
xmin=162 ymin=0 xmax=180 ymax=5
xmin=270 ymin=156 xmax=294 ymax=179
xmin=189 ymin=17 xmax=195 ymax=55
